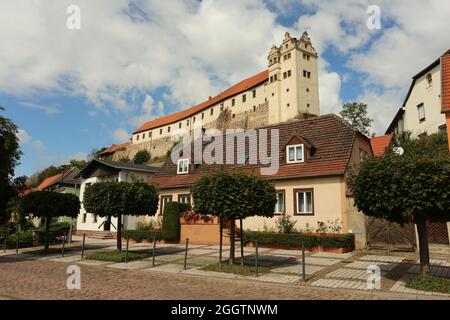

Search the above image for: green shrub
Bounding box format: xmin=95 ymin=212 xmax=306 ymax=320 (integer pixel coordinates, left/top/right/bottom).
xmin=6 ymin=231 xmax=33 ymax=248
xmin=37 ymin=221 xmax=71 ymax=244
xmin=243 ymin=231 xmax=355 ymax=249
xmin=133 ymin=150 xmax=150 ymax=164
xmin=122 ymin=230 xmax=160 ymax=242
xmin=161 ymin=201 xmax=181 ymax=241
xmin=275 ymin=213 xmax=297 ymax=233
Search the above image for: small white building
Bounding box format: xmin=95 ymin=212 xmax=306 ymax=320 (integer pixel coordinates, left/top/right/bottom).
xmin=74 ymin=159 xmax=159 ymax=236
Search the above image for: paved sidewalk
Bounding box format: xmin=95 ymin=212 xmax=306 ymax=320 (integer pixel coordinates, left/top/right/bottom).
xmin=2 ymin=240 xmax=450 ymax=299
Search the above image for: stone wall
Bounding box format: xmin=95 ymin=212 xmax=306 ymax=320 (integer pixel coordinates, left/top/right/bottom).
xmin=115 ymin=102 xmax=269 ymax=161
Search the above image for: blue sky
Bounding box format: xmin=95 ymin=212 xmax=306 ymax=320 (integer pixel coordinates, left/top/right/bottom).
xmin=2 ymin=0 xmax=450 ymax=177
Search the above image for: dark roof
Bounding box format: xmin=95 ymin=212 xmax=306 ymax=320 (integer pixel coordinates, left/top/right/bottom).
xmin=385 ymin=107 xmax=405 ymax=134
xmin=76 ymin=159 xmax=160 ymax=179
xmin=402 ymin=58 xmax=440 ymax=108
xmin=150 ymin=114 xmax=370 ymax=189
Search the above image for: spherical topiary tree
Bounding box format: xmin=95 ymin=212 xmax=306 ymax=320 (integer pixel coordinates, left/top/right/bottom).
xmin=348 ymin=132 xmax=450 ymax=276
xmin=19 ymin=191 xmax=80 ymax=252
xmin=191 ymin=169 xmax=277 ymax=265
xmin=83 ymin=181 xmax=158 ymax=251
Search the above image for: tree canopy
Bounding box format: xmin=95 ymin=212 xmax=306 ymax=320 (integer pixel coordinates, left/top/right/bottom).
xmin=83 ymin=181 xmax=159 ymax=251
xmin=339 ymin=102 xmax=373 ymax=135
xmin=191 ymin=169 xmax=277 ymax=264
xmin=0 ymin=107 xmax=22 ymax=223
xmin=19 ymin=191 xmax=80 ymax=219
xmin=191 ymin=169 xmax=277 ymax=220
xmin=19 ymin=191 xmax=80 ymax=251
xmin=348 ymin=132 xmax=450 ymax=274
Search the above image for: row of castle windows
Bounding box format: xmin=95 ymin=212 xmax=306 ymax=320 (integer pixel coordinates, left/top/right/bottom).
xmin=269 ymin=51 xmax=311 ymax=66
xmin=134 ymin=89 xmax=263 ymax=141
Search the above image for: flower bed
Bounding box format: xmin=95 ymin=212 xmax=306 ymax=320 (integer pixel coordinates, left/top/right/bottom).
xmin=180 ymin=210 xmax=217 ymax=224
xmin=243 ymin=231 xmax=355 ymax=253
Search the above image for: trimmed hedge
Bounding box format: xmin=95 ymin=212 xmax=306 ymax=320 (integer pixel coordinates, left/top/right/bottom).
xmin=122 ymin=230 xmax=161 ymax=242
xmin=161 ymin=202 xmax=181 ymax=241
xmin=243 ymin=231 xmax=355 ymax=249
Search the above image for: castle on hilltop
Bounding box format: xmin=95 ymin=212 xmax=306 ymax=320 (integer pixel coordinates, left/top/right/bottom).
xmin=114 ymin=31 xmax=320 ymax=162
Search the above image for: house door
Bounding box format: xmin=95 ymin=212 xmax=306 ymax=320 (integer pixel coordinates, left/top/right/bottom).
xmin=103 ymin=217 xmax=111 ymax=231
xmin=426 ymin=222 xmax=449 ymax=245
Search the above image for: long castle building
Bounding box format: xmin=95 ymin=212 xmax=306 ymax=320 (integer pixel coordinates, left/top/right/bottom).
xmin=116 ymin=31 xmax=320 ymax=161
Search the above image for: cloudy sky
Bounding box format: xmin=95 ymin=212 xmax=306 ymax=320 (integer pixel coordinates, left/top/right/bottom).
xmin=2 ymin=0 xmax=450 ymax=177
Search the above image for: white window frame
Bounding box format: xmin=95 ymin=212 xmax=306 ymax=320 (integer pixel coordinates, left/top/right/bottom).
xmin=274 ymin=191 xmax=285 ymax=214
xmin=295 ymin=190 xmax=313 ymax=215
xmin=177 ymin=158 xmax=189 ymax=174
xmin=286 ymin=144 xmax=304 ymax=163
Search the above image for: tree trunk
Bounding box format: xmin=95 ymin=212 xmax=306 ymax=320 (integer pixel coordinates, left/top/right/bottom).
xmin=219 ymin=217 xmax=223 ymax=265
xmin=416 ymin=220 xmax=430 ymax=276
xmin=240 ymin=217 xmax=244 ymax=266
xmin=44 ymin=216 xmax=50 ymax=254
xmin=229 ymin=219 xmax=235 ymax=265
xmin=116 ymin=214 xmax=122 ymax=252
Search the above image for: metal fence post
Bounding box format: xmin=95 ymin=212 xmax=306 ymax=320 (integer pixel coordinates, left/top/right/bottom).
xmin=125 ymin=237 xmax=129 ymax=263
xmin=15 ymin=233 xmax=19 ymax=253
xmin=183 ymin=238 xmax=189 ymax=270
xmin=255 ymin=240 xmax=259 ymax=277
xmin=301 ymin=239 xmax=306 ymax=281
xmin=152 ymin=234 xmax=157 ymax=267
xmin=81 ymin=234 xmax=86 ymax=259
xmin=3 ymin=232 xmax=7 ymax=252
xmin=68 ymin=225 xmax=73 ymax=245
xmin=61 ymin=234 xmax=66 ymax=257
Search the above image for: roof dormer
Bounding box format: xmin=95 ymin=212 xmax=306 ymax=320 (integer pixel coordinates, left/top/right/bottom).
xmin=282 ymin=133 xmax=316 ymax=164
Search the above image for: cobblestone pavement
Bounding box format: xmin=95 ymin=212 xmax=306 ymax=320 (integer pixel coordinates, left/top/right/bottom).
xmin=1 ymin=241 xmax=449 ymax=300
xmin=0 ymin=257 xmax=394 ymax=300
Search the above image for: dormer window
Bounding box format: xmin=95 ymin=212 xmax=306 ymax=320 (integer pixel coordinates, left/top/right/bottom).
xmin=177 ymin=158 xmax=189 ymax=174
xmin=287 ymin=144 xmax=304 ymax=163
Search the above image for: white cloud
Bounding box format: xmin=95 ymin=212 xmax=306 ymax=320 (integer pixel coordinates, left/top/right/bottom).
xmin=17 ymin=129 xmax=31 ymax=145
xmin=2 ymin=0 xmax=450 ymax=137
xmin=112 ymin=128 xmax=130 ymax=143
xmin=20 ymin=101 xmax=60 ymax=115
xmin=17 ymin=129 xmax=46 ymax=152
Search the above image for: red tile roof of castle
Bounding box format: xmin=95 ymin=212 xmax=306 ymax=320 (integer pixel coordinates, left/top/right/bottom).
xmin=133 ymin=70 xmax=269 ymax=134
xmin=370 ymin=135 xmax=392 ymax=157
xmin=150 ymin=114 xmax=371 ymax=189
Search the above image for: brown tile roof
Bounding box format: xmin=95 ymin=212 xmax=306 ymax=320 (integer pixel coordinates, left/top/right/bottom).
xmin=133 ymin=70 xmax=269 ymax=134
xmin=97 ymin=142 xmax=130 ymax=156
xmin=370 ymin=135 xmax=392 ymax=157
xmin=441 ymin=50 xmax=450 ymax=113
xmin=150 ymin=114 xmax=370 ymax=189
xmin=37 ymin=173 xmax=63 ymax=191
